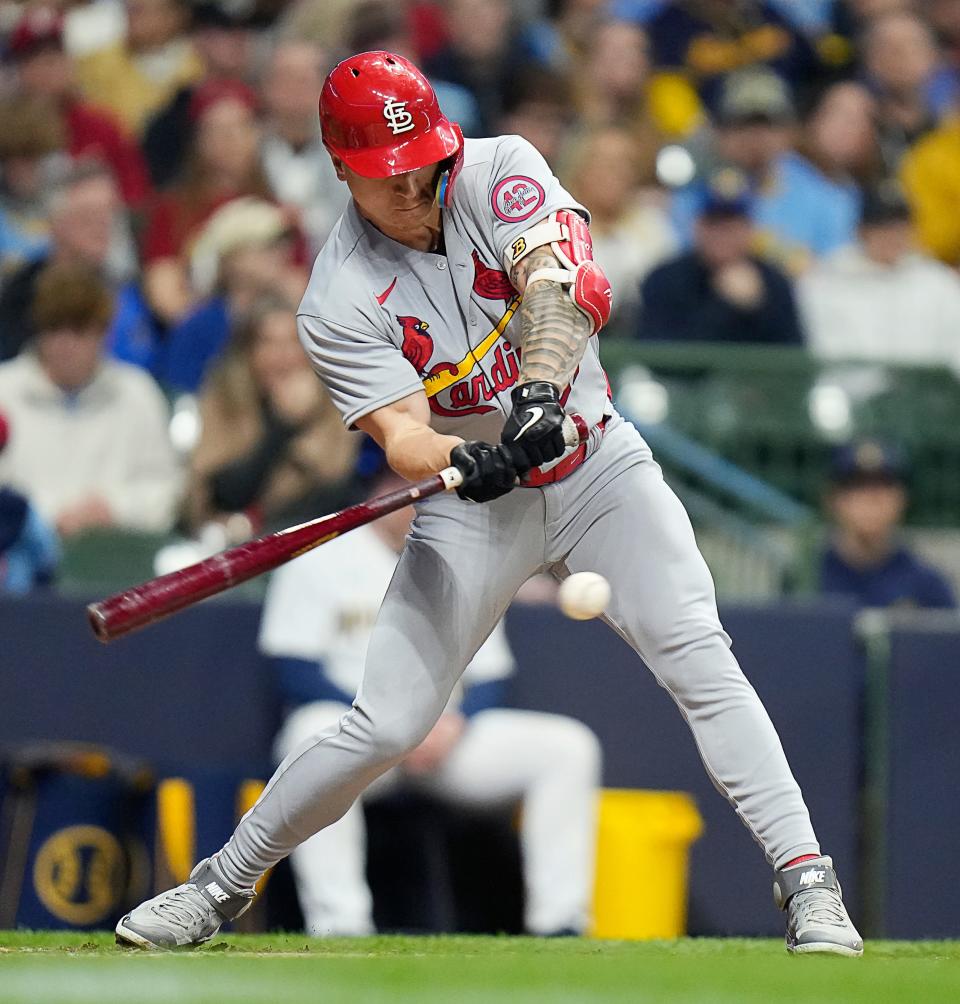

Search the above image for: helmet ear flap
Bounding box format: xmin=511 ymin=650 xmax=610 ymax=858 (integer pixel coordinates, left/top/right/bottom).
xmin=434 ymin=124 xmax=465 ymax=207
xmin=435 ymin=167 xmax=451 ymax=207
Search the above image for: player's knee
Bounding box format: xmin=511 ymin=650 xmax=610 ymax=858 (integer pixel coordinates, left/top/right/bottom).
xmin=367 ymin=716 xmax=433 ymax=762
xmin=274 ymin=701 xmax=351 ymax=762
xmin=648 ymin=628 xmax=750 ymax=704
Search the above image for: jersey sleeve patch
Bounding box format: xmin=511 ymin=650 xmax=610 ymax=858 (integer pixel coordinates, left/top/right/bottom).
xmin=491 ymin=175 xmax=546 ymax=223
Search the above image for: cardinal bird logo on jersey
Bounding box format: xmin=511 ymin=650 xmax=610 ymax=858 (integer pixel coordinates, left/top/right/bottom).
xmin=471 ymin=250 xmax=515 ymax=302
xmin=396 ymin=315 xmax=433 ymax=375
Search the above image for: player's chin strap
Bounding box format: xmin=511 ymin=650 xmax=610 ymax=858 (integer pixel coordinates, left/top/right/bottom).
xmin=503 ymin=210 xmax=613 ymax=334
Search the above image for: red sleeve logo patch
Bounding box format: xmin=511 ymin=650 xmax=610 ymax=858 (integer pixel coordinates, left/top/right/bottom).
xmin=491 ymin=175 xmax=545 ymax=222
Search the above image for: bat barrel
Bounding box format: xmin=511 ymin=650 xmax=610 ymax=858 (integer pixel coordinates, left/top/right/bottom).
xmin=86 ymin=548 xmax=251 ymax=642
xmin=86 ymin=471 xmax=456 ymax=643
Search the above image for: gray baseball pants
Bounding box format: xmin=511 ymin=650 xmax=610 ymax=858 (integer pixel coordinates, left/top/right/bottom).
xmin=216 ymin=416 xmax=819 ymax=890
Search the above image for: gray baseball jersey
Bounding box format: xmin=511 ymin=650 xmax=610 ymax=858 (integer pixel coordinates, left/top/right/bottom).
xmin=215 ymin=135 xmax=824 ymax=894
xmin=298 ymin=136 xmax=610 ymax=459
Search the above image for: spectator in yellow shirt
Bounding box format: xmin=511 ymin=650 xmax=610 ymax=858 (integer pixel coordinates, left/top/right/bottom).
xmin=75 ymin=0 xmax=203 ymax=136
xmin=901 ymin=116 xmax=960 ymax=266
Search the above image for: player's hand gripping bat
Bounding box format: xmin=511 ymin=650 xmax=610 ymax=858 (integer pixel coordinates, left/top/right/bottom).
xmin=87 ymin=416 xmax=587 ymax=643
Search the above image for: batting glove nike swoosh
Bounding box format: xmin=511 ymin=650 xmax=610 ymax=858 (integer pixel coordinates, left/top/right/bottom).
xmin=501 ymin=381 xmax=567 ymax=471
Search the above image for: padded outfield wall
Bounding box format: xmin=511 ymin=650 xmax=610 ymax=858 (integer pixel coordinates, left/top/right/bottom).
xmin=0 ymin=594 xmax=953 ymax=938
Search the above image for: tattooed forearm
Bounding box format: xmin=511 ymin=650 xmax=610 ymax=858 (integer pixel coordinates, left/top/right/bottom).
xmin=510 ymin=247 xmax=592 ymax=389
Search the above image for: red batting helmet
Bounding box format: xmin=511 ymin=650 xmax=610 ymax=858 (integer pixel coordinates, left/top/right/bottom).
xmin=319 ymin=51 xmax=463 ymax=179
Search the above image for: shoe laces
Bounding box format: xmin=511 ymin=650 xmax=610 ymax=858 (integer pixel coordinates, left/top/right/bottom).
xmin=792 ymin=887 xmax=848 ymax=928
xmin=152 ymin=887 xmax=214 ymax=930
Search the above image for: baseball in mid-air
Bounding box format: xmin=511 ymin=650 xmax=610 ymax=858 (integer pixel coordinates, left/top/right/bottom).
xmin=558 ymin=572 xmax=611 ymax=621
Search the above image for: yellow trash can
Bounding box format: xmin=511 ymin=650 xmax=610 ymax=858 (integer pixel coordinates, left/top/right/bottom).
xmin=591 ymin=789 xmax=704 ymax=939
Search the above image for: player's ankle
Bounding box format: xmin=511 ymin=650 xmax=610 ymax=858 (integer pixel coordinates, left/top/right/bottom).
xmin=782 ymin=853 xmax=821 ymax=869
xmin=206 ymin=851 xmax=256 ymax=894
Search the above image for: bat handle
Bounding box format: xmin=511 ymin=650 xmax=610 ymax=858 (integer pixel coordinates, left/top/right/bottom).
xmin=437 ymin=464 xmax=466 ymax=491
xmin=440 ymin=413 xmax=589 ymax=491
xmin=562 ymin=413 xmax=588 ymax=449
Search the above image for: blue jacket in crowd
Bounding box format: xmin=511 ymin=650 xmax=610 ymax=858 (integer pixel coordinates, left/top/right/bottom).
xmin=0 ymin=487 xmax=59 ymax=594
xmin=819 ymin=545 xmax=957 ymax=610
xmin=636 ymin=251 xmax=804 ymax=344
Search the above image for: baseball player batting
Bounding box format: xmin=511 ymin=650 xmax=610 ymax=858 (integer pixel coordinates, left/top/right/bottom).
xmin=117 ymin=51 xmax=863 ymax=955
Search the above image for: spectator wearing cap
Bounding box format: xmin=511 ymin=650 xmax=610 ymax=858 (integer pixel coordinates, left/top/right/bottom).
xmin=0 ymin=95 xmax=68 ymax=278
xmin=7 ymin=4 xmax=152 ymax=208
xmin=818 ymin=440 xmax=956 ymax=609
xmin=644 ymin=0 xmax=823 ymax=114
xmin=0 ymin=162 xmax=148 ymax=364
xmin=800 ymin=181 xmax=960 ymax=371
xmin=0 ymin=410 xmax=60 ymax=595
xmin=564 ymin=126 xmax=677 ymax=335
xmin=671 ymin=69 xmax=861 ymax=272
xmin=160 ymin=197 xmax=307 ymax=392
xmin=260 ymin=39 xmax=347 ymax=257
xmin=637 ymin=167 xmax=804 ymax=344
xmin=142 ymin=0 xmax=261 ymax=188
xmin=861 ymin=12 xmax=946 ymax=169
xmin=900 ymin=113 xmax=960 ymax=266
xmin=75 ymin=0 xmax=203 ymax=136
xmin=140 ymin=78 xmax=276 ymax=325
xmin=0 ymin=262 xmax=181 ymax=538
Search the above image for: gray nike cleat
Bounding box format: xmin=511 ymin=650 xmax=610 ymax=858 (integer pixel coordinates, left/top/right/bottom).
xmin=773 ymin=855 xmax=864 ymax=956
xmin=115 ymin=857 xmax=255 ymax=950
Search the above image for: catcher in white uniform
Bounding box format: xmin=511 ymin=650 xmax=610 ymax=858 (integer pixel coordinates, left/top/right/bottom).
xmin=118 ymin=51 xmax=863 ymax=956
xmin=261 ymin=479 xmax=600 ymax=937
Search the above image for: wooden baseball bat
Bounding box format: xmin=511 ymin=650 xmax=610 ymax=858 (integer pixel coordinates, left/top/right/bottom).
xmin=87 ymin=467 xmax=463 ymax=643
xmin=87 ymin=417 xmax=587 ymax=643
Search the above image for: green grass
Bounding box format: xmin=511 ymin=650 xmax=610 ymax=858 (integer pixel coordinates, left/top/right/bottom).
xmin=0 ymin=932 xmax=958 ymax=1004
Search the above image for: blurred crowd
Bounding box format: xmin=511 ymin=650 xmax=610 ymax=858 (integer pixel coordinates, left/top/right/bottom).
xmin=1 ymin=0 xmax=960 ymax=600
